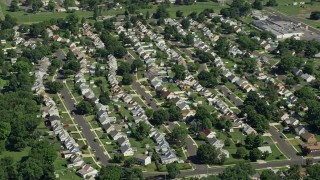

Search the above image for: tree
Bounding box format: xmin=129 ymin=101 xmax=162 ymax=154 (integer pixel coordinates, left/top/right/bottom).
xmin=66 ymin=14 xmax=79 ymax=26
xmin=219 ymin=162 xmax=255 ymax=180
xmin=18 ymin=158 xmax=44 ymax=180
xmin=266 ymin=0 xmax=278 ymax=6
xmin=306 ymin=164 xmax=320 ymax=179
xmin=166 ymin=163 xmax=180 ymax=179
xmin=245 ymin=134 xmax=256 ymax=150
xmin=121 ymin=73 xmax=133 ymax=85
xmin=197 ymin=69 xmax=219 ymax=88
xmin=236 ymin=147 xmax=248 ymax=159
xmin=133 ymin=122 xmax=151 ymax=140
xmin=117 ymin=62 xmax=131 ymax=75
xmin=252 ymin=0 xmax=263 ymax=10
xmin=98 ymin=165 xmax=123 ymax=180
xmin=181 ymin=18 xmax=190 ymax=29
xmin=151 ymin=109 xmax=169 ymax=125
xmin=183 ymin=34 xmax=194 ymax=46
xmin=76 ymin=100 xmax=95 ymax=115
xmin=45 ymin=81 xmax=63 ymax=94
xmin=249 ymin=148 xmax=262 ymax=161
xmin=170 ymin=126 xmax=188 ymax=145
xmin=47 ymin=1 xmax=56 ymax=11
xmin=176 ymin=10 xmax=183 ymax=17
xmin=9 ymin=0 xmax=19 ymax=12
xmin=214 ymin=37 xmax=230 ymax=58
xmin=131 ymin=59 xmax=144 ymax=72
xmin=124 ymin=158 xmax=137 ymax=168
xmin=123 ymin=168 xmax=143 ymax=180
xmin=172 ymin=64 xmax=186 ymax=80
xmin=0 ymin=157 xmax=18 ymax=179
xmin=260 ymin=169 xmax=280 ymax=180
xmin=154 ymin=5 xmax=169 ymax=19
xmin=168 ymin=104 xmax=182 ymax=121
xmin=32 ymin=0 xmax=43 ymax=12
xmin=310 ymin=11 xmax=320 ymax=20
xmin=197 ymin=144 xmax=225 ymax=165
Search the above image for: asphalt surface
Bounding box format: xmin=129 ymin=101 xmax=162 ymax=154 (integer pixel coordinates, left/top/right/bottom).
xmin=217 ymin=85 xmax=243 ymax=107
xmin=125 ymin=53 xmax=159 ymax=110
xmin=268 ymin=126 xmax=301 ymax=160
xmin=56 ymin=74 xmax=110 ymax=166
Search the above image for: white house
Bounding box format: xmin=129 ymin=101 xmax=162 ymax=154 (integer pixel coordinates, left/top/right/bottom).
xmin=135 ymin=154 xmax=151 ymax=165
xmin=77 ymin=164 xmax=98 ymax=178
xmin=120 ymin=145 xmax=134 ymax=156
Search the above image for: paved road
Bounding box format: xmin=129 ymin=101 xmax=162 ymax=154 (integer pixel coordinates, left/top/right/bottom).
xmin=56 ymin=74 xmax=110 ymax=165
xmin=166 ymin=122 xmax=208 ymax=174
xmin=268 ymin=126 xmax=301 ymax=160
xmin=125 ymin=53 xmax=159 ymax=110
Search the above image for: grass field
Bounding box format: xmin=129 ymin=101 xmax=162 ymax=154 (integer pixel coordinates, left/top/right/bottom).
xmin=0 ymin=147 xmax=31 ymax=162
xmin=0 ymin=1 xmax=224 ymax=23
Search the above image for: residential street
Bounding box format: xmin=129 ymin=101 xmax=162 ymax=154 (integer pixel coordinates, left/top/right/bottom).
xmin=268 ymin=126 xmax=301 ymax=160
xmin=56 ymin=74 xmax=110 ymax=166
xmin=125 ymin=52 xmax=159 ymax=110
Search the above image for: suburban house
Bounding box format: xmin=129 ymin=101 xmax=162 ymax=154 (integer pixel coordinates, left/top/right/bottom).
xmin=208 ymin=137 xmax=224 ymax=149
xmin=242 ymin=124 xmax=256 ymax=135
xmin=120 ymin=144 xmax=134 ymax=156
xmin=295 ymin=126 xmax=306 ymax=135
xmin=300 ymin=132 xmax=317 ymax=144
xmin=134 ymin=154 xmax=152 ymax=165
xmin=160 ymin=150 xmax=178 ymax=164
xmin=67 ymin=154 xmax=84 ymax=168
xmin=258 ymin=146 xmax=272 ymax=154
xmin=202 ymin=129 xmax=216 ymax=139
xmin=77 ymin=164 xmax=98 ymax=178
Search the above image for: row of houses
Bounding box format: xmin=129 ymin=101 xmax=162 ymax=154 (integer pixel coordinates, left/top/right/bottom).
xmin=82 ymin=23 xmax=105 ymax=49
xmin=122 ymin=26 xmax=180 ymax=164
xmin=32 ymin=55 xmax=98 ymax=178
xmin=292 ymin=68 xmax=316 ymax=83
xmin=136 ymin=22 xmax=234 ymax=160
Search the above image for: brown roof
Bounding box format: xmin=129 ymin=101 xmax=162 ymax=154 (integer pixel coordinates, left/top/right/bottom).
xmin=202 ymin=129 xmax=212 ymax=136
xmin=301 ymin=132 xmax=315 ymax=141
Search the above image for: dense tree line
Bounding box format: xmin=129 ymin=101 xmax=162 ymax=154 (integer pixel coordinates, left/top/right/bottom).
xmin=220 ymin=0 xmax=251 ymax=18
xmin=97 ymin=165 xmax=143 ymax=180
xmin=242 ymin=91 xmax=279 ymax=132
xmin=276 ymin=38 xmax=320 ymax=58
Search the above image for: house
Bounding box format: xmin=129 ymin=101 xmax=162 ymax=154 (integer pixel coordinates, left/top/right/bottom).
xmin=294 ymin=126 xmax=306 ymax=135
xmin=77 ymin=164 xmax=98 ymax=178
xmin=280 ymin=112 xmax=289 ymax=121
xmin=300 ymin=132 xmax=317 ymax=144
xmin=67 ymin=154 xmax=84 ymax=168
xmin=102 ymin=123 xmax=114 ymax=133
xmin=109 ymin=130 xmax=124 ymax=140
xmin=134 ymin=154 xmax=151 ymax=165
xmin=303 ymin=143 xmax=320 ymax=154
xmin=301 ymin=74 xmax=315 ymax=82
xmin=202 ymin=129 xmax=216 ymax=139
xmin=258 ymin=146 xmax=272 ymax=154
xmin=220 ymin=149 xmax=230 ymax=158
xmin=160 ymin=150 xmax=178 ymax=164
xmin=117 ymin=137 xmax=130 ymax=147
xmin=242 ymin=124 xmax=256 ymax=135
xmin=120 ymin=144 xmax=134 ymax=156
xmin=208 ymin=137 xmax=224 ymax=149
xmin=285 ymin=118 xmax=299 ymax=127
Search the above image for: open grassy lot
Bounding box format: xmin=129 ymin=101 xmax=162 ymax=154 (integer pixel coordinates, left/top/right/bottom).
xmin=0 ymin=1 xmax=224 ymax=23
xmin=0 ymin=147 xmax=31 ymax=162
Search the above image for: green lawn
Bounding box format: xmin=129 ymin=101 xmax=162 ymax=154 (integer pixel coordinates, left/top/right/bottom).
xmin=0 ymin=147 xmax=31 ymax=162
